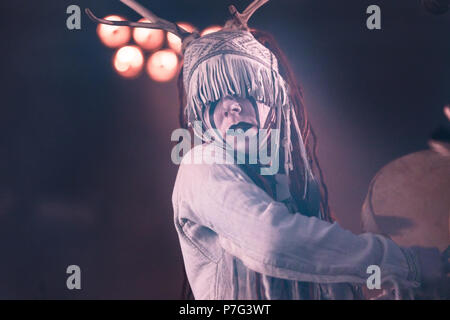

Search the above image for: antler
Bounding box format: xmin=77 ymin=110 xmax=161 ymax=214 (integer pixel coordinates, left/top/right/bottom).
xmin=226 ymin=0 xmax=269 ymax=30
xmin=119 ymin=0 xmax=159 ymax=22
xmin=85 ymin=0 xmax=193 ymax=39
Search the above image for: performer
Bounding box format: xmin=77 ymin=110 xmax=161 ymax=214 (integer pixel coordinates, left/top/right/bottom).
xmin=87 ymin=0 xmax=448 ymax=299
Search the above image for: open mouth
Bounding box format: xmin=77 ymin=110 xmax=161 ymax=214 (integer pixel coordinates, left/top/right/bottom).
xmin=227 ymin=122 xmax=255 ymax=135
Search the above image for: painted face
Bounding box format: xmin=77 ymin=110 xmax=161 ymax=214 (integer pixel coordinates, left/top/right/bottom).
xmin=211 ymin=95 xmax=260 ymax=155
xmin=212 ymin=95 xmax=258 ymax=138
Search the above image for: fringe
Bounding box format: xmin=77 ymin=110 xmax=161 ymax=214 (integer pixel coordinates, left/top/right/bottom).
xmin=185 ymin=53 xmax=289 ymax=126
xmin=185 ymin=51 xmax=313 ymax=200
xmin=291 ymin=106 xmax=313 ymax=198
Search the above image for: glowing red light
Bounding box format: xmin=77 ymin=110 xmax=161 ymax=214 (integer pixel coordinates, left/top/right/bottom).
xmin=146 ymin=49 xmax=179 ymax=82
xmin=97 ymin=15 xmax=131 ymax=48
xmin=201 ymin=25 xmax=222 ymax=36
xmin=133 ymin=18 xmax=165 ymax=51
xmin=113 ymin=45 xmax=144 ymax=78
xmin=167 ymin=22 xmax=195 ymax=54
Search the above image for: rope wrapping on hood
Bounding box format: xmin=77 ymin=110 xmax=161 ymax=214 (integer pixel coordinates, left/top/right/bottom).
xmin=183 ymin=30 xmax=314 ymax=202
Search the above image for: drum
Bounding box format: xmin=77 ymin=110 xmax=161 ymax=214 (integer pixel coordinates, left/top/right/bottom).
xmin=361 ymin=149 xmax=449 ymax=299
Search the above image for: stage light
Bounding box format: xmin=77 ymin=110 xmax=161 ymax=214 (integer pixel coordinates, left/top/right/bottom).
xmin=97 ymin=15 xmax=131 ymax=48
xmin=146 ymin=49 xmax=179 ymax=82
xmin=113 ymin=45 xmax=144 ymax=78
xmin=201 ymin=25 xmax=222 ymax=36
xmin=133 ymin=18 xmax=165 ymax=51
xmin=167 ymin=22 xmax=195 ymax=54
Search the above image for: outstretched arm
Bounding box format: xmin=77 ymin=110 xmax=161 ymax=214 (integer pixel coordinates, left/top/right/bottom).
xmin=175 ymin=162 xmax=420 ymax=288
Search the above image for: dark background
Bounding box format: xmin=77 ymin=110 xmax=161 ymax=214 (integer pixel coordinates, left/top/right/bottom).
xmin=0 ymin=0 xmax=448 ymax=299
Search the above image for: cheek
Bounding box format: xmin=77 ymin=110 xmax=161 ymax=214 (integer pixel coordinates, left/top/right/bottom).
xmin=212 ymin=107 xmax=221 ymax=125
xmin=213 ymin=112 xmax=227 ymax=135
xmin=213 ymin=113 xmax=223 ymax=129
xmin=244 ymin=105 xmax=257 ymax=119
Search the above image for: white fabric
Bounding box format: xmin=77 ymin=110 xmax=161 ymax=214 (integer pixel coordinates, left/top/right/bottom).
xmin=172 ymin=143 xmax=420 ymax=299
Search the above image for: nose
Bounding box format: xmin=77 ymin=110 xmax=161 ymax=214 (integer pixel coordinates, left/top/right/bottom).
xmin=224 ymin=103 xmax=242 ymax=117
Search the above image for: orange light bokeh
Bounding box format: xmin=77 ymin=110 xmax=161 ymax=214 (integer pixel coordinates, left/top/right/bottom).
xmin=167 ymin=22 xmax=195 ymax=54
xmin=113 ymin=45 xmax=144 ymax=78
xmin=133 ymin=18 xmax=165 ymax=51
xmin=201 ymin=25 xmax=222 ymax=37
xmin=146 ymin=49 xmax=179 ymax=82
xmin=97 ymin=15 xmax=131 ymax=48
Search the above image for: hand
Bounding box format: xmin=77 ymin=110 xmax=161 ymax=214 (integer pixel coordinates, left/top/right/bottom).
xmin=410 ymin=246 xmax=450 ymax=298
xmin=363 ymin=246 xmax=449 ymax=300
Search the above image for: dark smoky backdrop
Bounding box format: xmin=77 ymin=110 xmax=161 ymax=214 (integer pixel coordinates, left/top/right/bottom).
xmin=0 ymin=0 xmax=448 ymax=299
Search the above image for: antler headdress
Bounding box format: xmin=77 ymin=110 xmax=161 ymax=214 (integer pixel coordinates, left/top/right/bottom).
xmin=86 ymin=0 xmax=269 ymax=53
xmin=87 ymin=0 xmax=313 ymax=197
